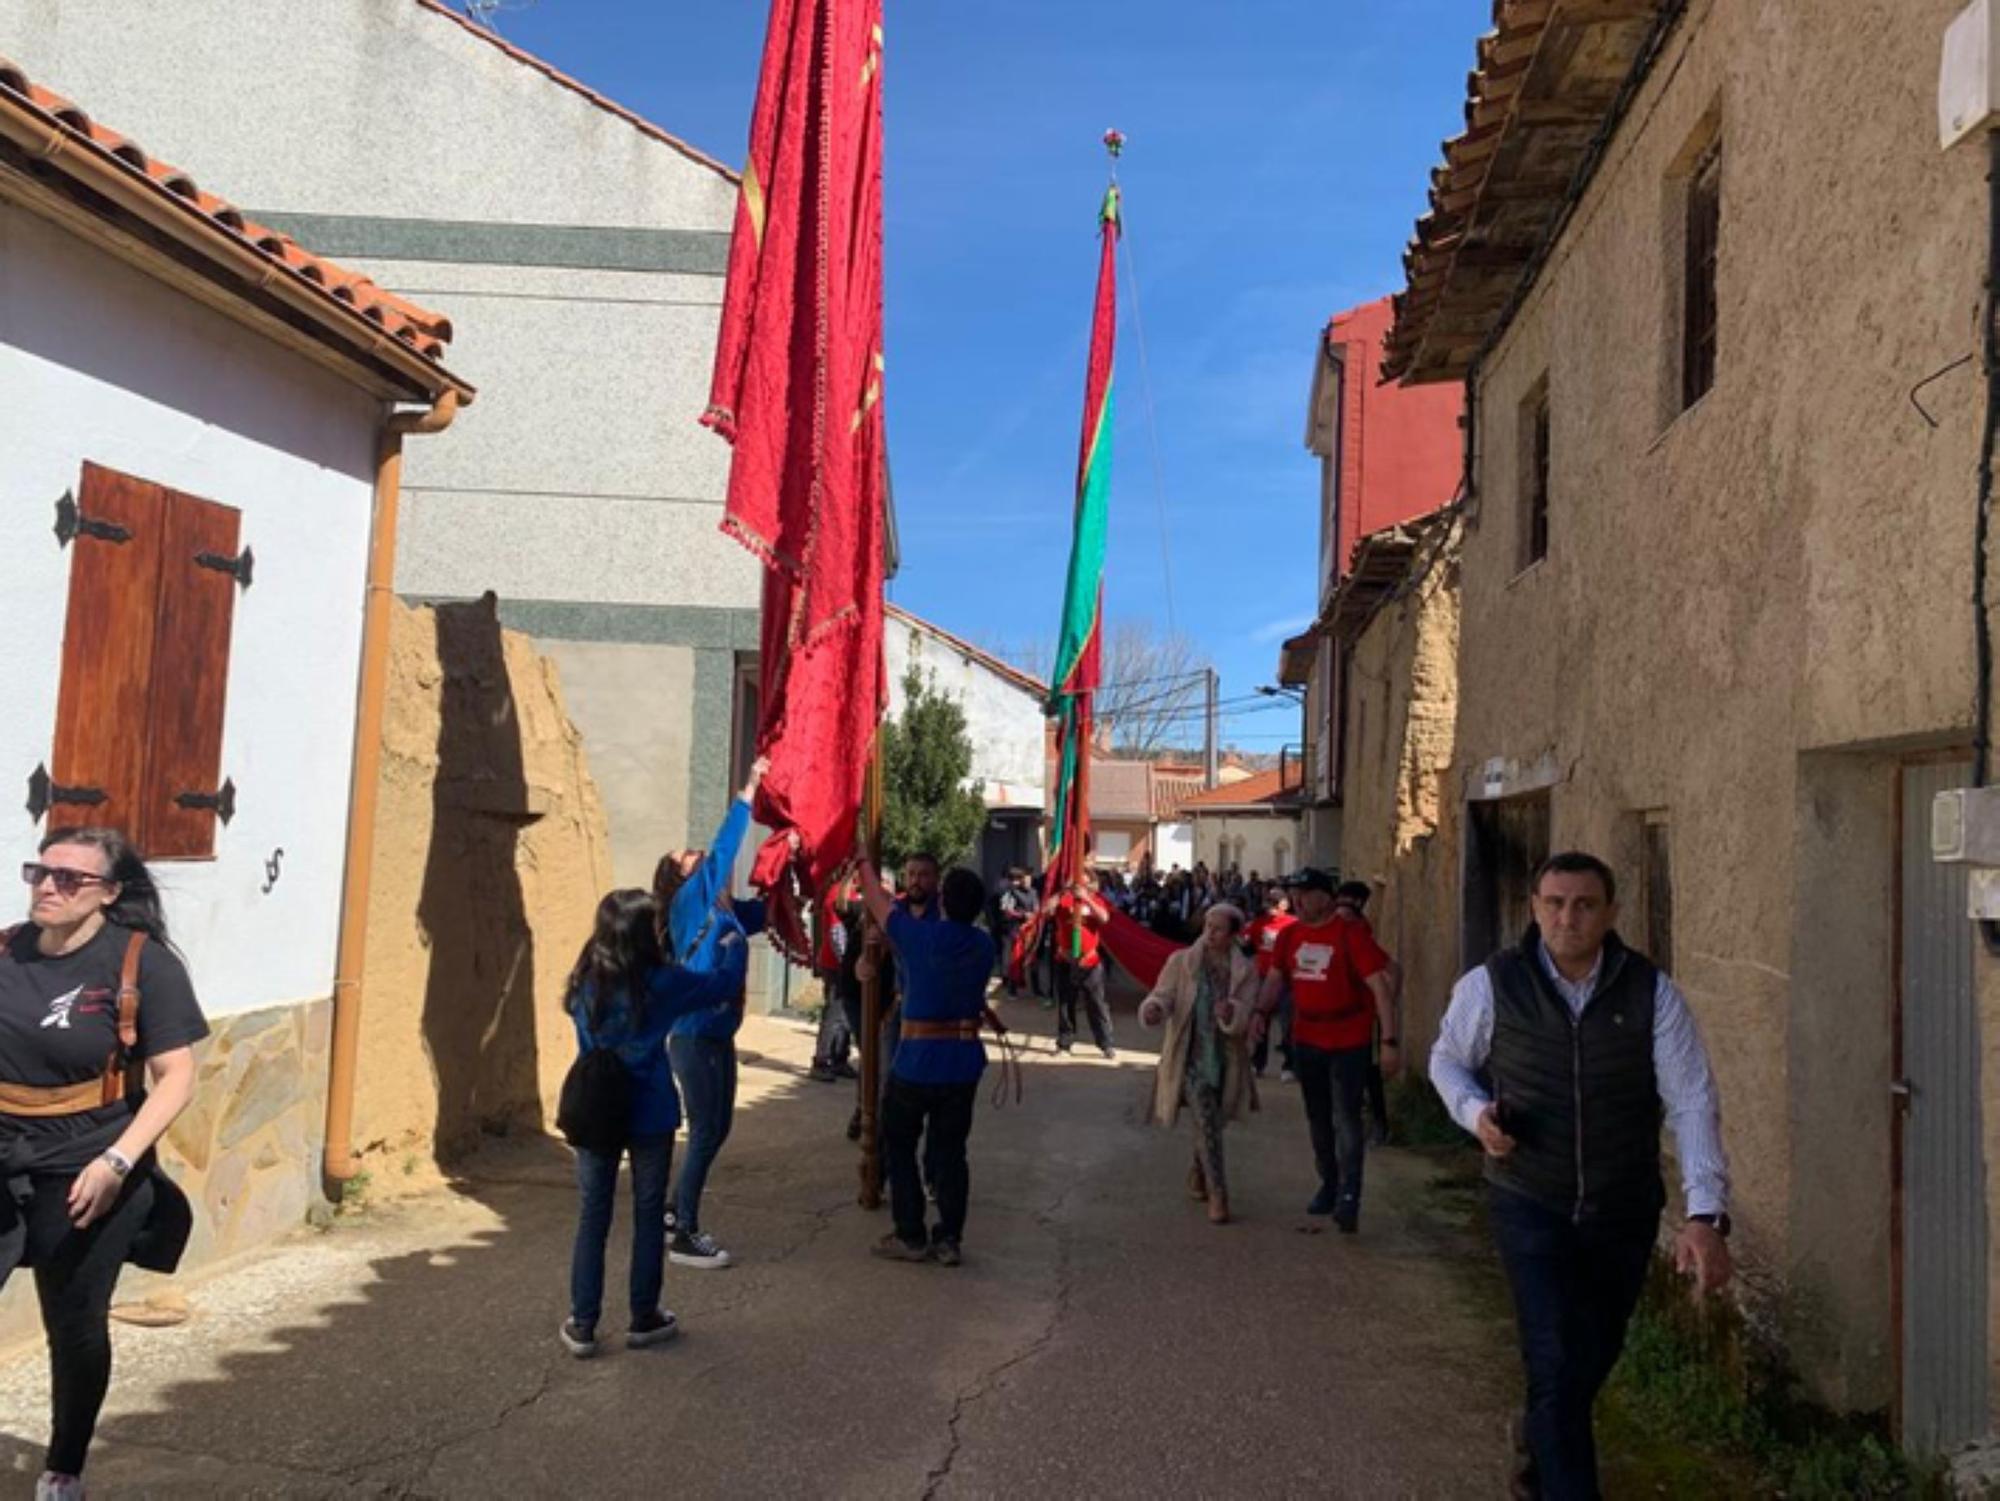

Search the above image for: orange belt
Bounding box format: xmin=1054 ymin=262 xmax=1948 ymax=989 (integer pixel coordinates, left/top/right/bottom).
xmin=900 ymin=1019 xmax=982 ymax=1041
xmin=0 ymin=1078 xmax=108 ymax=1118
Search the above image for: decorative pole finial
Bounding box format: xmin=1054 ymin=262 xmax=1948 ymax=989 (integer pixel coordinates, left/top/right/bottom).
xmin=1103 ymin=128 xmax=1125 ymax=160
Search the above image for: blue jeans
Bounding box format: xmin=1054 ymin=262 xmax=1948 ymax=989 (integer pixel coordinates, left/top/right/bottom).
xmin=1487 ymin=1185 xmax=1658 ymax=1501
xmin=569 ymin=1135 xmax=672 ymax=1328
xmin=670 ymin=1034 xmax=737 ymax=1233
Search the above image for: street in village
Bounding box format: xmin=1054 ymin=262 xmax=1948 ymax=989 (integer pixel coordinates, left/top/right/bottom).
xmin=0 ymin=1004 xmax=1516 ymax=1499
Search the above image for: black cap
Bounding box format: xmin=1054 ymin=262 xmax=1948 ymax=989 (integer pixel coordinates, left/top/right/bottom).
xmin=1288 ymin=867 xmax=1336 ymax=895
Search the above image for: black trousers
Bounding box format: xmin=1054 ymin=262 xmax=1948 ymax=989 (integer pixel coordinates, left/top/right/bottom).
xmin=1054 ymin=962 xmax=1113 ymax=1050
xmin=1292 ymin=1043 xmax=1371 ymax=1213
xmin=1488 ymin=1186 xmax=1657 ymax=1501
xmin=882 ymin=1076 xmax=977 ymax=1247
xmin=0 ymin=1170 xmax=156 ymax=1476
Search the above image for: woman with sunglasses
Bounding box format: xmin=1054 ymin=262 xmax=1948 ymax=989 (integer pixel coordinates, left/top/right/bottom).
xmin=2 ymin=828 xmax=207 ymax=1501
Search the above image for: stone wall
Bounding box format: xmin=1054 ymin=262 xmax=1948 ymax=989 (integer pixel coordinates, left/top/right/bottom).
xmin=1337 ymin=536 xmax=1461 ymax=1062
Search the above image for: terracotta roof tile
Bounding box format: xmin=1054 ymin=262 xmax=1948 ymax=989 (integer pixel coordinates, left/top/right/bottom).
xmin=414 ymin=1 xmax=739 ymax=185
xmin=1179 ymin=767 xmax=1304 ymax=812
xmin=0 ymin=56 xmax=458 ymax=368
xmin=1384 ymin=0 xmax=1669 ymax=385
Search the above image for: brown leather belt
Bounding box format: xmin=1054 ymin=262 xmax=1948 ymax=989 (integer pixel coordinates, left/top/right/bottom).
xmin=900 ymin=1019 xmax=982 ymax=1041
xmin=0 ymin=1078 xmax=108 ymax=1118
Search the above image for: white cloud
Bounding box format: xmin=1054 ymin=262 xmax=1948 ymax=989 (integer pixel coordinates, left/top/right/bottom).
xmin=1248 ymin=615 xmax=1311 ymax=643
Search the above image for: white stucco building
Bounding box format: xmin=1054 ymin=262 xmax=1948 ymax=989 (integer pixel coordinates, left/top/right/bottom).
xmin=884 ymin=606 xmax=1047 ymax=884
xmin=0 ymin=58 xmax=470 ymax=1300
xmin=0 ymin=0 xmax=757 ymax=888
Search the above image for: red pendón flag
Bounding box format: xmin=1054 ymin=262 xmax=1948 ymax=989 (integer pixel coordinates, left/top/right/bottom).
xmin=704 ymin=0 xmax=887 ymax=953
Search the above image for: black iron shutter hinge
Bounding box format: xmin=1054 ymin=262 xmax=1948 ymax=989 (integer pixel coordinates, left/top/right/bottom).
xmin=26 ymin=764 xmax=108 ymax=821
xmin=53 ymin=491 xmax=133 ymax=548
xmin=194 ymin=546 xmax=254 ymax=589
xmin=174 ymin=777 xmax=236 ymax=825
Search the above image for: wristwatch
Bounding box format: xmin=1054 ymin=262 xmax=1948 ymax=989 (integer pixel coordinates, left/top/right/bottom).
xmin=1687 ymin=1212 xmax=1731 ymax=1238
xmin=100 ymin=1147 xmax=133 ymax=1180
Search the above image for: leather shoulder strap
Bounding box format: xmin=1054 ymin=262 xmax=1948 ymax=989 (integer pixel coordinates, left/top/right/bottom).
xmin=99 ymin=930 xmax=146 ymax=1107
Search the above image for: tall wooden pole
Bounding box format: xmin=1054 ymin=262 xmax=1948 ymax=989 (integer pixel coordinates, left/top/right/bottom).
xmin=857 ymin=742 xmax=886 ymax=1208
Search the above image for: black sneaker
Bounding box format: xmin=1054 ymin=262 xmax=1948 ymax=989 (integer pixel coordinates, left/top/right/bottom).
xmin=932 ymin=1239 xmax=963 ymax=1267
xmin=627 ymin=1309 xmax=679 ymax=1348
xmin=669 ymin=1230 xmax=733 ymax=1269
xmin=559 ymin=1318 xmax=599 ymax=1358
xmin=1306 ymin=1186 xmax=1338 ymax=1216
xmin=1334 ymin=1208 xmax=1359 ymax=1235
xmin=807 ymin=1062 xmax=838 ymax=1083
xmin=833 ymin=1059 xmax=859 ymax=1080
xmin=871 ymin=1233 xmax=929 ymax=1262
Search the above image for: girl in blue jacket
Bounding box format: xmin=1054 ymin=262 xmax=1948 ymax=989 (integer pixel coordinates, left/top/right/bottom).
xmin=561 ymin=887 xmax=747 ymax=1358
xmin=651 ymin=757 xmax=769 ymax=1270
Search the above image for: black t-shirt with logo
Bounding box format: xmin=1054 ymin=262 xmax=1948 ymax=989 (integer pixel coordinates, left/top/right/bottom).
xmin=0 ymin=923 xmax=209 ymax=1173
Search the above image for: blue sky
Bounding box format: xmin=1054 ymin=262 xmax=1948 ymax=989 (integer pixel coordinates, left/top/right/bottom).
xmin=485 ymin=0 xmax=1486 ymax=753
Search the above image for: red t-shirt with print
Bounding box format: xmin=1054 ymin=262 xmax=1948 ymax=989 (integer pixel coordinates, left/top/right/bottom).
xmin=1243 ymin=912 xmax=1297 ymax=976
xmin=1271 ymin=915 xmax=1389 ymax=1051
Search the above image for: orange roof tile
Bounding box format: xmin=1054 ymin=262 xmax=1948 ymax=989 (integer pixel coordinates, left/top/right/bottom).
xmin=414 ymin=1 xmax=739 ymax=184
xmin=0 ymin=55 xmax=460 ymax=373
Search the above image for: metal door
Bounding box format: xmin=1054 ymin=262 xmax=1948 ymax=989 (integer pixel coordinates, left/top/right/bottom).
xmin=1900 ymin=759 xmax=1989 ymax=1453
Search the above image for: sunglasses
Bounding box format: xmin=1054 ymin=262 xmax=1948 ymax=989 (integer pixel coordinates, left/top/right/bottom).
xmin=21 ymin=862 xmax=112 ymax=897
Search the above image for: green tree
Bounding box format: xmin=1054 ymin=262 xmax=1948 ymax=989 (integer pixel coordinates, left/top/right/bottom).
xmin=879 ymin=665 xmax=987 ymax=870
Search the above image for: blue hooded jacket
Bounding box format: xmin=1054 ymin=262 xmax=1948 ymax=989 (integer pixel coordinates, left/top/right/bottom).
xmin=571 ymin=941 xmax=749 ymax=1136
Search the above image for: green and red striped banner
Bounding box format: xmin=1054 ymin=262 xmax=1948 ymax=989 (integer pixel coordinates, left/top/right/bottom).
xmin=1046 ymin=182 xmax=1120 ymax=898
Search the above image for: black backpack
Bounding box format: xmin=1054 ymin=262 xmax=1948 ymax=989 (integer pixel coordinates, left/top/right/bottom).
xmin=556 ymin=1007 xmax=633 ymax=1157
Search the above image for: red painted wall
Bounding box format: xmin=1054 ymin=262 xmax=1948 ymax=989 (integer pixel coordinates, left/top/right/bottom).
xmin=1327 ymin=297 xmax=1463 ymax=578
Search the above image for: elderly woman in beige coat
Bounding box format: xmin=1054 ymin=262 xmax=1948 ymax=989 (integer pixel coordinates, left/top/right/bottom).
xmin=1139 ymin=903 xmax=1259 ymax=1224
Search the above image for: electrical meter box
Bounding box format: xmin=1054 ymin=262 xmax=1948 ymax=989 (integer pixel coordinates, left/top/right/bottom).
xmin=1943 ymin=0 xmax=2000 ymax=148
xmin=1934 ymin=785 xmax=2000 ymax=863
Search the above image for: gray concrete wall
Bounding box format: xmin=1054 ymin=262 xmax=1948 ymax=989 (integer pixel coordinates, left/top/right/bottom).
xmin=1438 ymin=0 xmax=1988 ymax=1412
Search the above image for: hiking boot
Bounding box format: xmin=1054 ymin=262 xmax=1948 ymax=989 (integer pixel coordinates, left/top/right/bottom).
xmin=871 ymin=1232 xmax=930 ymax=1262
xmin=669 ymin=1230 xmax=733 ymax=1269
xmin=1306 ymin=1186 xmax=1338 ymax=1217
xmin=559 ymin=1318 xmax=599 ymax=1359
xmin=931 ymin=1239 xmax=963 ymax=1267
xmin=627 ymin=1309 xmax=680 ymax=1348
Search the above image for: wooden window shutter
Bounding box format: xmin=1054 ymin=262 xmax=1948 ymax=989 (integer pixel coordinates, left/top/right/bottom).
xmin=49 ymin=464 xmax=169 ymax=838
xmin=140 ymin=489 xmax=241 ymax=859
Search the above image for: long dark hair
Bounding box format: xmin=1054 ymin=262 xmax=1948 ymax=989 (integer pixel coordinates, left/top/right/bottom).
xmin=565 ymin=888 xmax=664 ymax=1032
xmin=38 ymin=826 xmax=171 ymax=946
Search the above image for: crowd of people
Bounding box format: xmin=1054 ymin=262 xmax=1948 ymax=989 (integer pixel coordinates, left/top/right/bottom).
xmin=0 ymin=778 xmax=1731 ymax=1500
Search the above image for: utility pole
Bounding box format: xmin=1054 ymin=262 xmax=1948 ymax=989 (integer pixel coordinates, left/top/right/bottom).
xmin=1203 ymin=666 xmax=1219 ymax=788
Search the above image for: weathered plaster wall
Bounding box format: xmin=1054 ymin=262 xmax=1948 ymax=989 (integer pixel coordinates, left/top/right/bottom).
xmin=885 ymin=616 xmax=1047 ymax=811
xmin=353 ymin=598 xmax=610 ymax=1168
xmin=1339 ymin=548 xmax=1461 ymax=1062
xmin=1446 ymin=0 xmax=1985 ymax=1412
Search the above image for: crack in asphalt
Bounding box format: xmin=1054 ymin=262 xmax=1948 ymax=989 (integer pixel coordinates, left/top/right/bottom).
xmin=920 ymin=1188 xmax=1080 ymax=1501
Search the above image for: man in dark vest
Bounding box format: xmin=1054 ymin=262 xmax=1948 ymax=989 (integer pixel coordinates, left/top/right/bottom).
xmin=1430 ymin=851 xmax=1731 ymax=1501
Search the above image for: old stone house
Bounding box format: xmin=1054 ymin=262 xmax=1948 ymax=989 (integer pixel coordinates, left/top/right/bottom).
xmin=1181 ymin=767 xmax=1305 ymax=880
xmin=1386 ymin=0 xmax=1997 ymax=1454
xmin=1313 ymin=514 xmax=1462 ymax=1066
xmin=1290 ymin=296 xmax=1464 ymax=868
xmin=0 ymin=59 xmax=470 ymax=1322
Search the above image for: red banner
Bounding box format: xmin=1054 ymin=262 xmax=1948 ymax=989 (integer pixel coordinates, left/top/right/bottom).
xmin=705 ymin=0 xmax=887 ymax=951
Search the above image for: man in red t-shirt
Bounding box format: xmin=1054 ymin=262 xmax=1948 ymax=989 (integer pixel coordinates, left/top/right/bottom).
xmin=1241 ymin=888 xmax=1297 ymax=1077
xmin=1253 ymin=868 xmax=1398 ymax=1232
xmin=1045 ymin=873 xmax=1114 ymax=1058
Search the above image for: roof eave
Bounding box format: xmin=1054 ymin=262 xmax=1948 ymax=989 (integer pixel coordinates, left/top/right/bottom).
xmin=0 ymin=88 xmax=473 ymax=406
